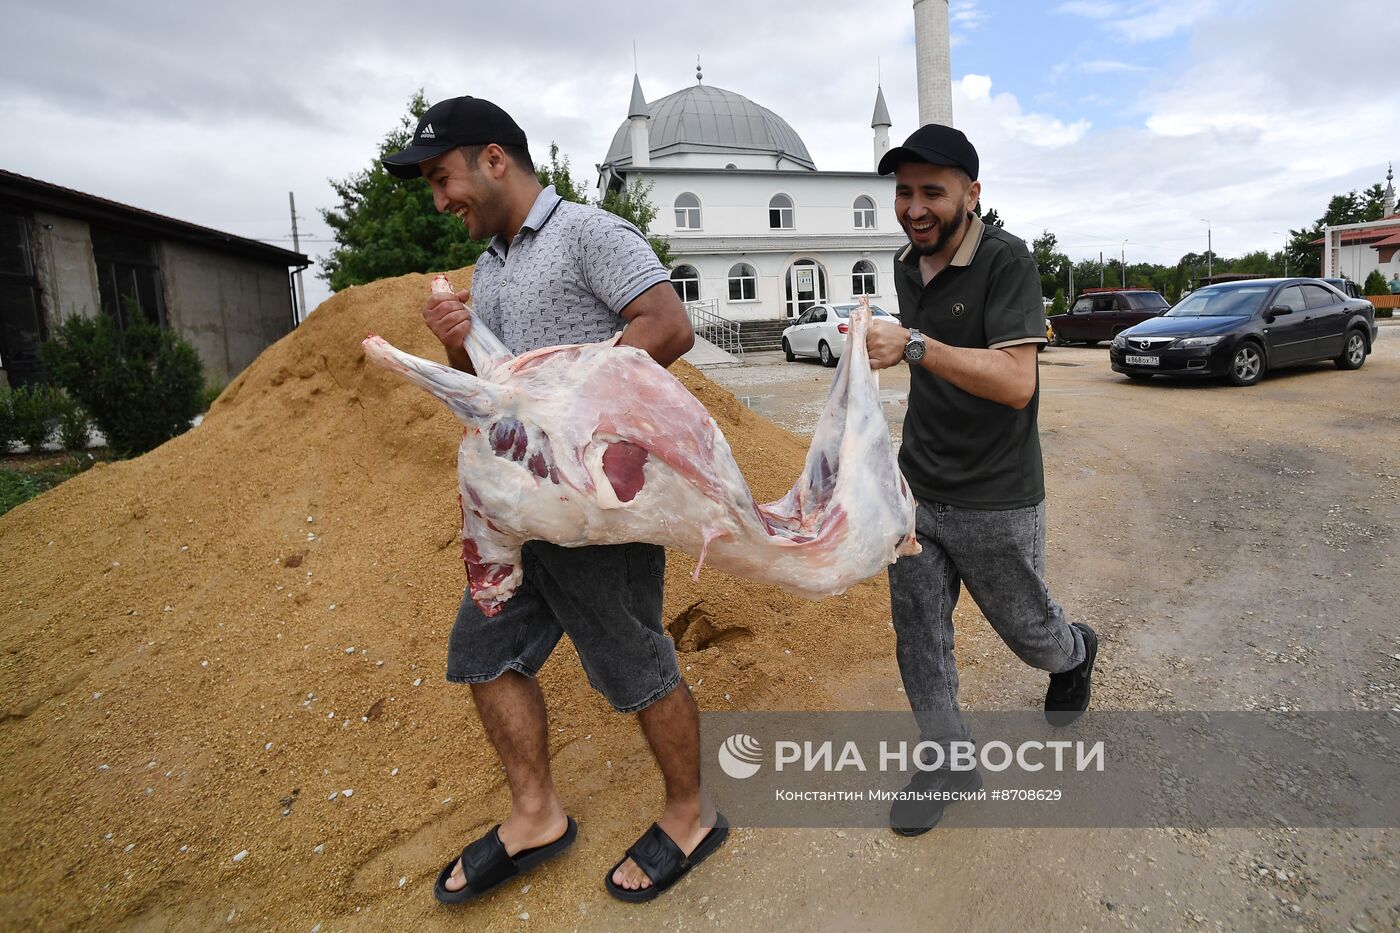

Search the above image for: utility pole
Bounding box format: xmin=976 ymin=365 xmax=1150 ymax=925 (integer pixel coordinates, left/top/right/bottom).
xmin=1099 ymin=251 xmax=1104 ymax=287
xmin=1273 ymin=230 xmax=1289 ymax=276
xmin=1068 ymin=261 xmax=1074 ymax=302
xmin=289 ymin=192 xmax=308 ymax=324
xmin=1121 ymin=240 xmax=1126 ymax=288
xmin=1200 ymin=218 xmax=1212 ymax=279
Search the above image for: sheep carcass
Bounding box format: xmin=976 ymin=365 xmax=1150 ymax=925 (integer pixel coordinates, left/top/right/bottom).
xmin=362 ymin=275 xmax=917 ymax=615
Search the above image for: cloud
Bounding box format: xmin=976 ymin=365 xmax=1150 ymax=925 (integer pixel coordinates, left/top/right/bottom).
xmin=1052 ymin=0 xmax=1219 ymax=42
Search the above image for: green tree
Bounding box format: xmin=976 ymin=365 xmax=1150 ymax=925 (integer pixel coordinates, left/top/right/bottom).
xmin=1363 ymin=269 xmax=1389 ymax=296
xmin=319 ymin=91 xmax=488 ymax=291
xmin=536 ymin=143 xmax=588 ymax=204
xmin=975 ymin=204 xmax=1005 ymax=228
xmin=1286 ymin=183 xmax=1391 ymax=279
xmin=598 ymin=179 xmax=673 ymax=267
xmin=1032 ymin=230 xmax=1070 ymax=302
xmin=40 ymin=308 xmax=204 ymax=457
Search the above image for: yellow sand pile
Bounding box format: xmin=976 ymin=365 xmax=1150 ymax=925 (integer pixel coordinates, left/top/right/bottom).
xmin=0 ymin=269 xmax=897 ymax=929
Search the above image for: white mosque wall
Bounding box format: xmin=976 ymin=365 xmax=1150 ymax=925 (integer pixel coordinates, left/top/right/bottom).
xmin=667 ymin=248 xmax=898 ymax=323
xmin=637 ymin=171 xmax=898 ymax=239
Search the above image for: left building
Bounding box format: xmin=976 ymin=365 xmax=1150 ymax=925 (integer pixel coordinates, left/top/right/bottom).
xmin=0 ymin=169 xmax=308 ymax=389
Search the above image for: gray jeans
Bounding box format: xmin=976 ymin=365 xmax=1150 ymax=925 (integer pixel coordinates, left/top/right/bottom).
xmin=889 ymin=499 xmax=1085 ymax=746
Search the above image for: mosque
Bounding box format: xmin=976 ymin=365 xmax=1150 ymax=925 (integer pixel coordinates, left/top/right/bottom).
xmin=594 ymin=0 xmax=952 ymax=325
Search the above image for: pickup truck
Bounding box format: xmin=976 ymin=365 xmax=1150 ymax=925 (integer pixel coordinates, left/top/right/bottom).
xmin=1048 ymin=289 xmax=1170 ymax=346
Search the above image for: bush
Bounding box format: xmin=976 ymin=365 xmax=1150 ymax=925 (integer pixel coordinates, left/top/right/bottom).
xmin=1050 ymin=289 xmax=1066 ymax=317
xmin=1362 ymin=270 xmax=1389 ymax=296
xmin=3 ymin=385 xmax=63 ymax=453
xmin=56 ymin=392 xmax=92 ymax=452
xmin=0 ymin=389 xmax=14 ymax=454
xmin=40 ymin=311 xmax=204 ymax=457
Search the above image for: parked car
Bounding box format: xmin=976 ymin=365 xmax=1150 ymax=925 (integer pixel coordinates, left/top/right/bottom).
xmin=782 ymin=303 xmax=899 ymax=366
xmin=1109 ymin=278 xmax=1377 ymax=386
xmin=1321 ymin=277 xmax=1363 ymax=300
xmin=1048 ymin=289 xmax=1170 ymax=345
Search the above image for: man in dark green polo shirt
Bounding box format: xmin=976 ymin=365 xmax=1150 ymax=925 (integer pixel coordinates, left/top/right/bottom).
xmin=866 ymin=124 xmax=1098 ymax=836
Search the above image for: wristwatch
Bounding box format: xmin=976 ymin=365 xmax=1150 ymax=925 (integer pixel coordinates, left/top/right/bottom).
xmin=903 ymin=328 xmax=927 ymax=364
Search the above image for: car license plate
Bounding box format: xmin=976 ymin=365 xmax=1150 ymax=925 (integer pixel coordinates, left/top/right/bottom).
xmin=1124 ymin=354 xmax=1159 ymax=367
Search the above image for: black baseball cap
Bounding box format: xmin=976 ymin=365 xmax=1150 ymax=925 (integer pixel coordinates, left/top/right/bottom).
xmin=877 ymin=124 xmax=979 ymax=180
xmin=381 ymin=96 xmax=528 ymax=179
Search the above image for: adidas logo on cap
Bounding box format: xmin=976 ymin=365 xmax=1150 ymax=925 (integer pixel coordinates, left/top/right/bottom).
xmin=419 ymin=123 xmax=435 ymax=140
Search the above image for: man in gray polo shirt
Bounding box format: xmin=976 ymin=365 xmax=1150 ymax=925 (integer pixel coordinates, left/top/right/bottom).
xmin=382 ymin=96 xmax=727 ymax=905
xmin=865 ymin=125 xmax=1099 ymax=836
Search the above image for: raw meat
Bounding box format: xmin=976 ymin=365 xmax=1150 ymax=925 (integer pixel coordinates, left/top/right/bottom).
xmin=362 ymin=275 xmax=917 ymax=615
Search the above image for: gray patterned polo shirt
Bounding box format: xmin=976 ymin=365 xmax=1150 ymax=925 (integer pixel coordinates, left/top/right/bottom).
xmin=471 ymin=185 xmax=670 ymax=354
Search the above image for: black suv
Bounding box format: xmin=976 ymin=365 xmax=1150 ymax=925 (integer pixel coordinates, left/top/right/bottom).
xmin=1110 ymin=278 xmax=1377 ymax=386
xmin=1048 ymin=289 xmax=1170 ymax=345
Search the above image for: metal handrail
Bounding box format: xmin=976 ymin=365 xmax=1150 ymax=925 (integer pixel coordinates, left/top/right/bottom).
xmin=684 ymin=298 xmax=745 ymax=359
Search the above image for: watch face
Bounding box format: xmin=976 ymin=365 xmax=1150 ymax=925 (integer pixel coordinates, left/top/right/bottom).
xmin=905 ymin=340 xmax=926 ymax=363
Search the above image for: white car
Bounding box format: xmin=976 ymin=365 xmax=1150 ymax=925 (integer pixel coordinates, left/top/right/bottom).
xmin=781 ymin=303 xmax=899 ymax=366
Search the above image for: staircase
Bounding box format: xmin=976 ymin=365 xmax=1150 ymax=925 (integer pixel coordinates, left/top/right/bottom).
xmin=734 ymin=319 xmax=791 ymax=353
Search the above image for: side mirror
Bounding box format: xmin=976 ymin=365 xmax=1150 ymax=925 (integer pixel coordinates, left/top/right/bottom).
xmin=1269 ymin=305 xmax=1292 ymax=316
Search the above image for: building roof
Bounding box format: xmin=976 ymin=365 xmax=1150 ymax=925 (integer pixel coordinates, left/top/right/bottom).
xmin=871 ymin=85 xmax=892 ymax=128
xmin=0 ymin=169 xmax=309 ymax=267
xmin=603 ymin=84 xmax=816 ymax=171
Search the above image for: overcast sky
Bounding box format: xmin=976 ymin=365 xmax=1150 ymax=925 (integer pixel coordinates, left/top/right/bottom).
xmin=3 ymin=0 xmax=1398 ymax=311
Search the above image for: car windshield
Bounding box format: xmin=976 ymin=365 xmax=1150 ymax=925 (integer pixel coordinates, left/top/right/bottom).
xmin=832 ymin=304 xmax=895 ymax=318
xmin=1165 ymin=287 xmax=1270 ymax=317
xmin=1125 ymin=293 xmax=1168 ymax=310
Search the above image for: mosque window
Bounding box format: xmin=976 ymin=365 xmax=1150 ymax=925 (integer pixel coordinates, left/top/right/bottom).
xmin=853 ymin=196 xmax=876 ymax=229
xmin=670 ymin=265 xmax=700 ymax=302
xmin=727 ymin=263 xmax=757 ymax=301
xmin=852 ymin=260 xmax=877 ymax=296
xmin=768 ymin=194 xmax=794 ymax=229
xmin=674 ymin=193 xmax=701 ymax=230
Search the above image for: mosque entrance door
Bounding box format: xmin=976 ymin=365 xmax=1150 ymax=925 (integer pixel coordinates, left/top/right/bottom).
xmin=784 ymin=259 xmax=827 ymax=318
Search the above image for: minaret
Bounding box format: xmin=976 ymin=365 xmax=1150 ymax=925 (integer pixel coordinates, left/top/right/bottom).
xmin=871 ymin=85 xmax=892 ymax=171
xmin=912 ymin=0 xmax=954 ymax=126
xmin=627 ymin=73 xmax=650 ymax=167
xmin=1385 ymin=162 xmax=1396 ymax=216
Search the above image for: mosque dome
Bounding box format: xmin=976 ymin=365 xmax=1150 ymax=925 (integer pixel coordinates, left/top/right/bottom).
xmin=603 ymin=84 xmax=816 ymax=171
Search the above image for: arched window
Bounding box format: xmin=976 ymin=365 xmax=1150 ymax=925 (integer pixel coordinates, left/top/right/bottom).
xmin=768 ymin=194 xmax=794 ymax=229
xmin=727 ymin=263 xmax=756 ymax=302
xmin=670 ymin=265 xmax=700 ymax=302
xmin=853 ymin=196 xmax=876 ymax=229
xmin=852 ymin=260 xmax=877 ymax=296
xmin=674 ymin=192 xmax=701 ymax=230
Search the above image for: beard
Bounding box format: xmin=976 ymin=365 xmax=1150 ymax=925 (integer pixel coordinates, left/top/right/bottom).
xmin=902 ymin=210 xmax=966 ymax=258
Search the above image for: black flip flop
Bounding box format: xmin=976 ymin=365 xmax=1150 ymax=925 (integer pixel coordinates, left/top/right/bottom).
xmin=433 ymin=817 xmax=578 ymax=905
xmin=603 ymin=813 xmax=729 ymax=903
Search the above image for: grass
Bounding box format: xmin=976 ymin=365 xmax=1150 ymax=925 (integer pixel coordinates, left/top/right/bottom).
xmin=0 ymin=451 xmax=111 ymax=517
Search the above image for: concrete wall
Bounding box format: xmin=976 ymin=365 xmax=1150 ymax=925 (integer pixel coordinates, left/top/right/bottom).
xmin=670 ymin=249 xmax=898 ymax=323
xmin=158 ymin=241 xmax=293 ymax=386
xmin=640 ymin=171 xmax=898 ymax=239
xmin=30 ymin=212 xmax=102 ymax=325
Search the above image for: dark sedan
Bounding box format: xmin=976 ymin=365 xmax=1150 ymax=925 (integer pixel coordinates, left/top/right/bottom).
xmin=1109 ymin=278 xmax=1378 ymax=386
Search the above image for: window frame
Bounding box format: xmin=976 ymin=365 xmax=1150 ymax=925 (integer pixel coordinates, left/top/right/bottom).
xmin=673 ymin=192 xmax=702 ymax=231
xmin=726 ymin=262 xmax=757 ymax=302
xmin=852 ymin=195 xmax=877 ymax=230
xmin=768 ymin=193 xmax=794 ymax=230
xmin=851 ymin=259 xmax=878 ymax=297
xmin=670 ymin=264 xmax=700 ymax=303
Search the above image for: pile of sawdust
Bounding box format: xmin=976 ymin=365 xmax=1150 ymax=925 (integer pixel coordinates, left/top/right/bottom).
xmin=0 ymin=269 xmax=898 ymax=929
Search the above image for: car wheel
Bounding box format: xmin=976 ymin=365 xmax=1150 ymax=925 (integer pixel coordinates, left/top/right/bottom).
xmin=819 ymin=341 xmax=836 ymax=368
xmin=1334 ymin=330 xmax=1366 ymax=371
xmin=782 ymin=338 xmax=795 ymax=362
xmin=1049 ymin=330 xmax=1066 ymax=347
xmin=1225 ymin=342 xmax=1265 ymax=386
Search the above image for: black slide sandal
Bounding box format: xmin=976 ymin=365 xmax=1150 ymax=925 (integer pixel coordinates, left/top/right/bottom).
xmin=434 ymin=817 xmax=578 ymax=905
xmin=604 ymin=813 xmax=729 ymax=903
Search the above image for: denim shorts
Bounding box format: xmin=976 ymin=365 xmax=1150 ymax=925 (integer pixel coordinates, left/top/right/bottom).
xmin=446 ymin=540 xmax=680 ymax=713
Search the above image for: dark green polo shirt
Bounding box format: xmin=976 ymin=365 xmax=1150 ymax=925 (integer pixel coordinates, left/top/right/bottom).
xmin=893 ymin=215 xmax=1047 ymax=510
